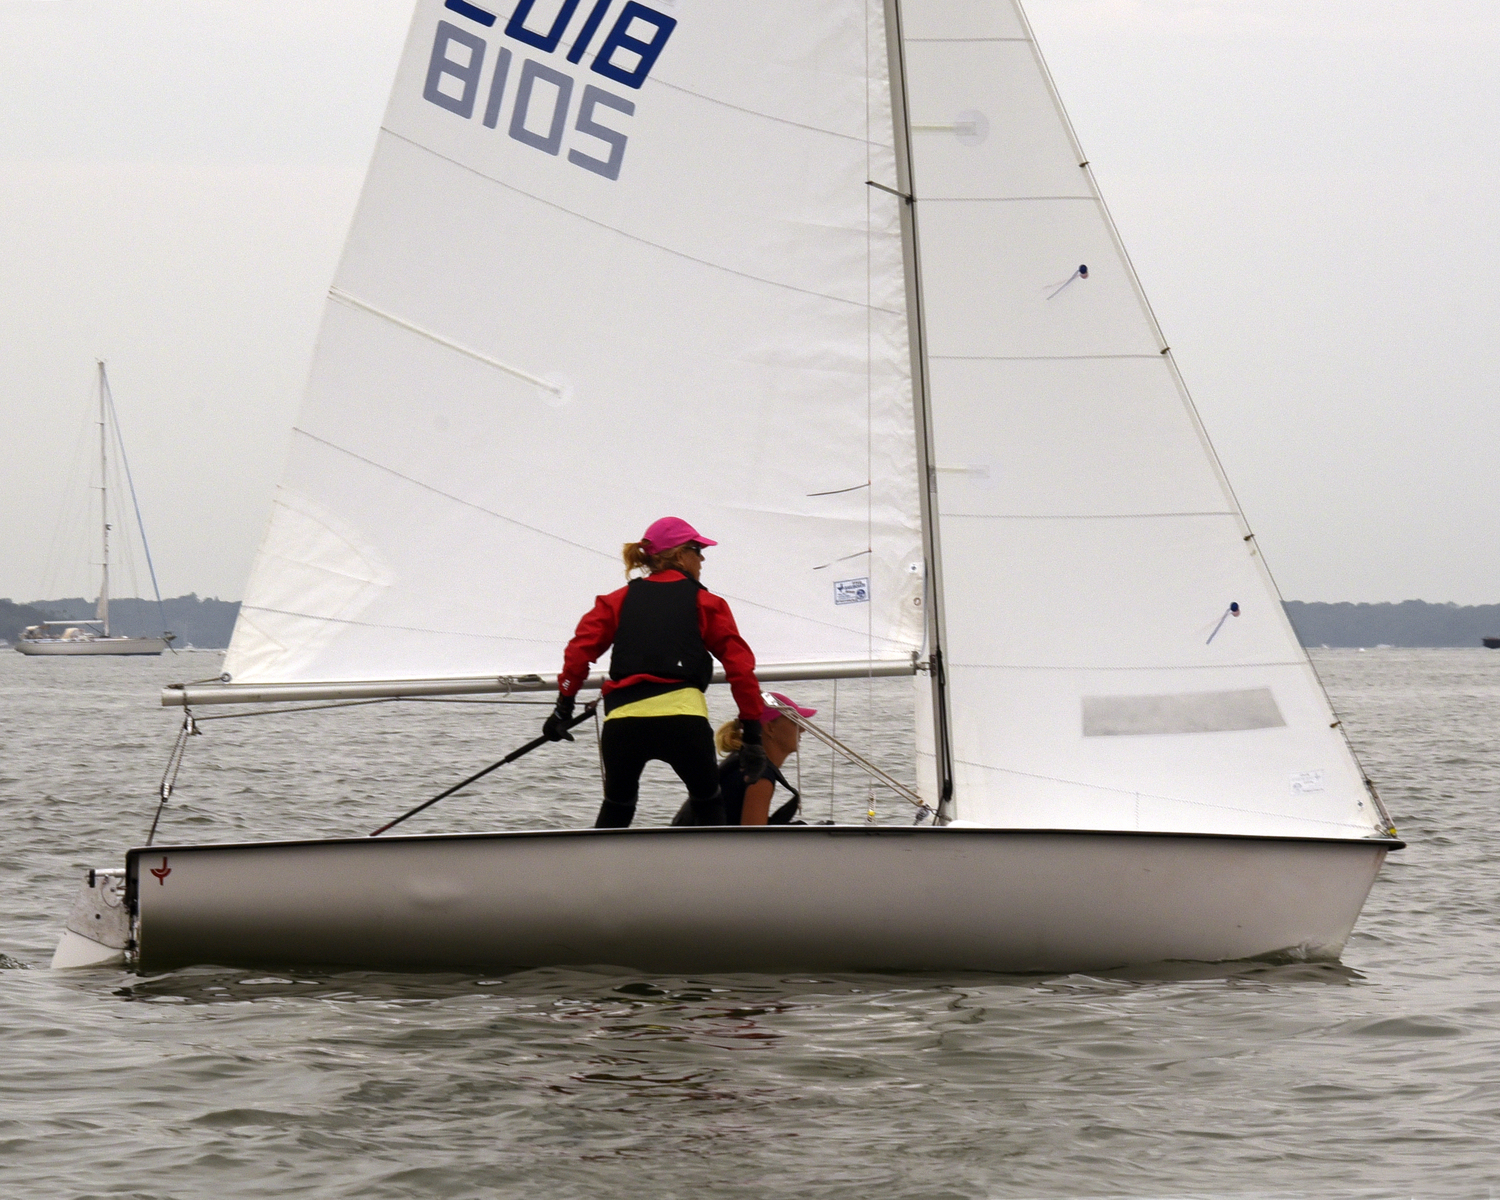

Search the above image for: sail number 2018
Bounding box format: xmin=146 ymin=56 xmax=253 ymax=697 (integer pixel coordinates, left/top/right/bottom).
xmin=422 ymin=0 xmax=678 ymax=183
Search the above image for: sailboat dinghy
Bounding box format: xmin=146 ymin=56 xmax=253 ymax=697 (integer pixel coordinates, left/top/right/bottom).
xmin=53 ymin=0 xmax=1401 ymax=973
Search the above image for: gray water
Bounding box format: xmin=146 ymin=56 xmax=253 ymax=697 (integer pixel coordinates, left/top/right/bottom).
xmin=2 ymin=649 xmax=1496 ymax=1197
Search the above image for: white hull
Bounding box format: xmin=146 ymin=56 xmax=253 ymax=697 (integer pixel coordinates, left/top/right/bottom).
xmin=123 ymin=827 xmax=1399 ymax=974
xmin=16 ymin=637 xmax=165 ymax=656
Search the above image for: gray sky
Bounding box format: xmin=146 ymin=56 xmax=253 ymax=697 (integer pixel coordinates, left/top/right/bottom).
xmin=1 ymin=0 xmax=1495 ymax=604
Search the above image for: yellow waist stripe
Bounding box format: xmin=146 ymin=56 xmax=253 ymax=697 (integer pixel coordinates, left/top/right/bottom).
xmin=604 ymin=688 xmax=709 ymax=721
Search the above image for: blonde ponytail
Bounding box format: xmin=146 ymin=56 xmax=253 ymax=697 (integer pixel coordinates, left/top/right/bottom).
xmin=622 ymin=540 xmax=699 ymax=578
xmin=715 ymin=719 xmax=744 ymax=755
xmin=622 ymin=541 xmax=652 ymax=576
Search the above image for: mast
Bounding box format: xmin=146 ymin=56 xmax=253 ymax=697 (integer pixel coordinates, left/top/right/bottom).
xmin=96 ymin=360 xmax=110 ymax=638
xmin=884 ymin=0 xmax=956 ymax=823
xmin=100 ymin=361 xmax=173 ymax=643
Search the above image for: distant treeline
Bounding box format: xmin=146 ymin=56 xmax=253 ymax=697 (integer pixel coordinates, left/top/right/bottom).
xmin=4 ymin=595 xmax=1496 ymax=651
xmin=1283 ymin=601 xmax=1500 ymax=648
xmin=0 ymin=600 xmax=56 ymax=643
xmin=3 ymin=594 xmax=241 ymax=648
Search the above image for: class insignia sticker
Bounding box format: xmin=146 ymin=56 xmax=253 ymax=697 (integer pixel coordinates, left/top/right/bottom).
xmin=835 ymin=578 xmax=870 ymax=606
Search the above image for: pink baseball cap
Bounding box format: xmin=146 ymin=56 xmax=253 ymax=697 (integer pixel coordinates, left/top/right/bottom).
xmin=639 ymin=516 xmax=717 ymax=554
xmin=758 ymin=692 xmax=817 ymax=722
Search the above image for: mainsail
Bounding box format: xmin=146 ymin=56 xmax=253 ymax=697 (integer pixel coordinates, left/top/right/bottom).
xmin=224 ymin=0 xmax=924 ymax=689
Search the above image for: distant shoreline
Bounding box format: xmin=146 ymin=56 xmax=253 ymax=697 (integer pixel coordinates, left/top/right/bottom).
xmin=6 ymin=596 xmax=1499 ymax=650
xmin=0 ymin=594 xmax=239 ymax=648
xmin=1281 ymin=601 xmax=1500 ymax=648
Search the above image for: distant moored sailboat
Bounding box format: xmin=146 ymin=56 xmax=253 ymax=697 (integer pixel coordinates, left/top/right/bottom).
xmin=16 ymin=362 xmax=172 ymax=657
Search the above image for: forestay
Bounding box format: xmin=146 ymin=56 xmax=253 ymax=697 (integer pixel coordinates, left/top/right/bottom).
xmin=899 ymin=0 xmax=1386 ymax=839
xmin=223 ymin=0 xmax=924 ymax=689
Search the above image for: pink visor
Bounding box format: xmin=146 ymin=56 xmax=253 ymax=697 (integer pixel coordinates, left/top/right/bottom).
xmin=639 ymin=516 xmax=717 ymax=554
xmin=758 ymin=692 xmax=817 ymax=722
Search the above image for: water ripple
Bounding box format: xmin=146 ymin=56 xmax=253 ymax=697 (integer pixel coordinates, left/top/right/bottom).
xmin=3 ymin=651 xmax=1500 ymax=1197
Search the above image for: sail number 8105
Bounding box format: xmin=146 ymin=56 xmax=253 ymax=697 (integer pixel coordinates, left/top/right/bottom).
xmin=422 ymin=1 xmax=677 ymax=183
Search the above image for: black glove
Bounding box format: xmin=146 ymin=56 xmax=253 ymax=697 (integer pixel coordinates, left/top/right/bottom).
xmin=739 ymin=719 xmax=768 ymax=782
xmin=542 ymin=695 xmax=576 ymax=742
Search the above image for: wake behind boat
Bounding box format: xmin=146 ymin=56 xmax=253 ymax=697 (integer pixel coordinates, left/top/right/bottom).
xmin=54 ymin=0 xmax=1400 ymax=973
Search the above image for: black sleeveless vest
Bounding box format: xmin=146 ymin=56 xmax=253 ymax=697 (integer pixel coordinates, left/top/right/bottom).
xmin=605 ymin=575 xmax=712 ymax=714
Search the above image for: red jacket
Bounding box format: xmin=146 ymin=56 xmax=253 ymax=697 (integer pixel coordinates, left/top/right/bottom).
xmin=558 ymin=570 xmax=763 ymax=720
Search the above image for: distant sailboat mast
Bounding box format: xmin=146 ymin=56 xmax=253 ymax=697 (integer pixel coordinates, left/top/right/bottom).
xmin=96 ymin=361 xmax=110 ymax=638
xmin=99 ymin=360 xmax=173 ymax=643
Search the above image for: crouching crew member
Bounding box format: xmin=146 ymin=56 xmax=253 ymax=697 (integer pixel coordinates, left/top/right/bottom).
xmin=675 ymin=692 xmax=816 ymax=826
xmin=543 ymin=517 xmax=767 ymax=828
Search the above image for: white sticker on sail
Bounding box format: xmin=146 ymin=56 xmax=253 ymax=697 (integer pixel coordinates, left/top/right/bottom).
xmin=1291 ymin=771 xmax=1326 ymax=795
xmin=835 ymin=578 xmax=870 ymax=605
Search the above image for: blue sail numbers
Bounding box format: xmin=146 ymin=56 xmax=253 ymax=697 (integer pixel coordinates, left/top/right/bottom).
xmin=425 ymin=0 xmax=677 ymax=181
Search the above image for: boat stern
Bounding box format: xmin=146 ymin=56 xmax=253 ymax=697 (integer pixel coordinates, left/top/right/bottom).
xmin=51 ymin=868 xmax=132 ymax=969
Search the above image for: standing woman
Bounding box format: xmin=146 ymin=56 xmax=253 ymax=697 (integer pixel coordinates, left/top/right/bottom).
xmin=544 ymin=517 xmax=767 ymax=828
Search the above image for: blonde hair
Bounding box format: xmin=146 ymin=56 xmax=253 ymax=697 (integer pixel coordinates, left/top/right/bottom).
xmin=716 ymin=715 xmax=790 ymax=756
xmin=622 ymin=540 xmax=698 ymax=578
xmin=715 ymin=719 xmax=744 ymax=755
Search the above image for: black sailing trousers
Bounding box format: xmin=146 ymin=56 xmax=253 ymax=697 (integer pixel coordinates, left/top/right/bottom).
xmin=596 ymin=715 xmax=724 ymax=827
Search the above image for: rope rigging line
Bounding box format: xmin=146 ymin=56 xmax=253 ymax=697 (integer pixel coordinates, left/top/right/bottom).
xmin=101 ymin=365 xmax=174 ymax=645
xmin=146 ymin=712 xmax=199 ymax=846
xmin=369 ymin=700 xmax=599 ymax=836
xmin=384 ymin=128 xmax=901 ymax=316
xmin=952 ymin=755 xmax=1381 ymax=834
xmin=828 ymin=679 xmax=837 ymax=822
xmin=290 ymin=426 xmax=911 ymax=646
xmin=187 ymin=697 xmax=401 ymax=722
xmin=140 ymin=689 xmax=565 ymax=843
xmin=181 ymin=695 xmax=555 ymax=723
xmin=863 ymin=46 xmax=876 ymax=832
xmin=763 ymin=695 xmax=932 ymax=822
xmin=400 ymin=696 xmax=553 ymax=705
xmin=593 ymin=704 xmax=606 ymax=797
